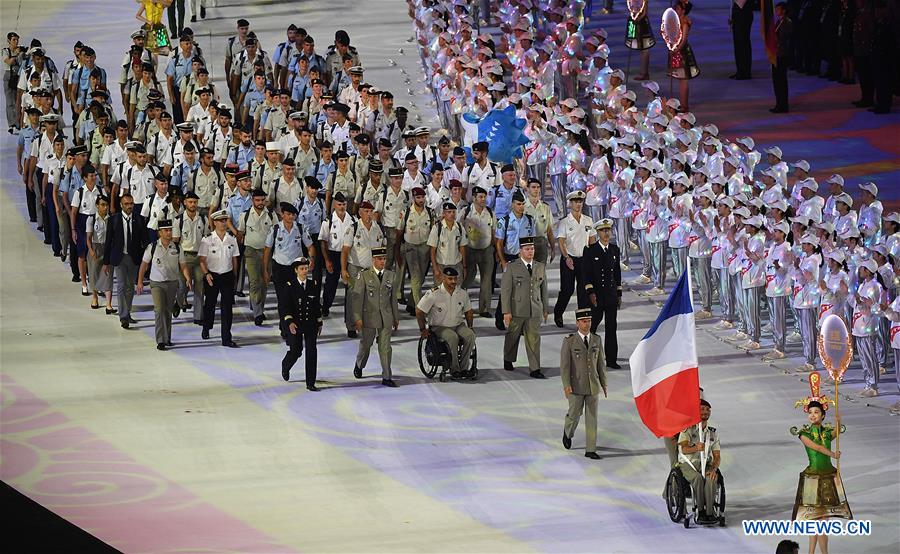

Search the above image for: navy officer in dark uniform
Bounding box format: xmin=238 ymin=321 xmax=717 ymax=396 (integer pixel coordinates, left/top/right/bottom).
xmin=581 ymin=218 xmax=622 ymax=369
xmin=278 ymin=256 xmax=323 ymax=390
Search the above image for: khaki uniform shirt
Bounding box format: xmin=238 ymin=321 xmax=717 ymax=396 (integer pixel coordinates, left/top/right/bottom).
xmin=460 ymin=204 xmax=496 ymax=250
xmin=375 ymin=187 xmax=409 ymax=228
xmin=427 ymin=219 xmax=468 ymax=266
xmin=401 ymin=205 xmax=434 ymax=245
xmin=417 ymin=283 xmax=472 ymax=327
xmin=238 ymin=206 xmax=276 ymax=250
xmin=343 ymin=219 xmax=386 ymax=268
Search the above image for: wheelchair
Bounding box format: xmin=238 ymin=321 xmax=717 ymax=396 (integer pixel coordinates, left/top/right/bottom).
xmin=664 ymin=465 xmax=726 ymax=528
xmin=417 ymin=328 xmax=478 ymax=382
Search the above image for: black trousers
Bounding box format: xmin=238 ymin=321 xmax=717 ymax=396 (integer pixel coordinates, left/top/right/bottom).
xmin=271 ymin=261 xmax=294 ymax=319
xmin=874 ymin=52 xmax=895 ymax=111
xmin=731 ymin=2 xmax=754 ymax=78
xmin=167 ymin=0 xmax=186 ymax=37
xmin=171 ymin=86 xmax=184 ymax=123
xmin=553 ymin=256 xmax=588 ymax=317
xmin=495 ymin=254 xmax=519 ymax=326
xmin=855 ymin=54 xmax=875 ymax=104
xmin=322 ymin=249 xmax=342 ymax=312
xmin=772 ymin=56 xmax=789 ymax=109
xmin=590 ymin=302 xmax=619 ymax=364
xmin=26 ymin=168 xmax=39 ymax=222
xmin=283 ymin=322 xmax=318 ymax=385
xmin=309 ymin=232 xmax=324 ymax=283
xmin=203 ymin=270 xmax=234 ymax=343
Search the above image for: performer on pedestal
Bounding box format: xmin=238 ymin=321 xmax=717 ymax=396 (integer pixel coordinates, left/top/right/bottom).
xmin=790 ymin=373 xmax=852 ymax=554
xmin=625 ymin=0 xmax=656 ymax=81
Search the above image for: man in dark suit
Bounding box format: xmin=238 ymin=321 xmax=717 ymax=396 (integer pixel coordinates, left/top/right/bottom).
xmin=771 ymin=2 xmax=794 ymax=113
xmin=581 ymin=218 xmax=622 ymax=369
xmin=278 ymin=256 xmax=323 ymax=390
xmin=103 ymin=193 xmax=147 ymax=329
xmin=730 ymin=0 xmax=754 ymax=80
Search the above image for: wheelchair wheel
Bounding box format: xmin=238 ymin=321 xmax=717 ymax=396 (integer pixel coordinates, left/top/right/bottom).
xmin=714 ymin=469 xmax=726 ymax=526
xmin=467 ymin=344 xmax=478 ymax=380
xmin=417 ymin=335 xmax=439 ymax=379
xmin=665 ymin=468 xmax=686 ymax=523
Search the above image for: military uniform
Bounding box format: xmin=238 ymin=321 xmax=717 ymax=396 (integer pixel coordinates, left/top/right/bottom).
xmin=238 ymin=201 xmax=276 ymax=322
xmin=172 ymin=206 xmax=208 ymax=322
xmin=428 ymin=215 xmax=468 ymax=279
xmin=341 ymin=214 xmax=386 ymax=333
xmin=460 ymin=199 xmax=496 ymax=314
xmin=560 ymin=312 xmax=607 ymax=457
xmin=350 ymin=260 xmax=399 ymax=383
xmin=278 ymin=263 xmax=323 ymax=388
xmin=677 ymin=424 xmax=721 ymax=517
xmin=399 ymin=198 xmax=434 ymax=310
xmin=141 ymin=227 xmax=182 ymax=348
xmin=417 ymin=278 xmax=475 ymax=375
xmin=581 ymin=222 xmax=623 ymax=365
xmin=524 ymin=197 xmax=554 ymax=263
xmin=501 ymin=252 xmax=549 ymax=375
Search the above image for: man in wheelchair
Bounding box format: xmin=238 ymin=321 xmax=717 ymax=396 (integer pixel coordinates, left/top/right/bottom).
xmin=676 ymin=399 xmax=721 ymax=524
xmin=416 ymin=267 xmax=476 ymax=379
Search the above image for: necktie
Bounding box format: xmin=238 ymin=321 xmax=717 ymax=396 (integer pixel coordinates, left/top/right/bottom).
xmin=377 ymin=271 xmax=383 ymax=282
xmin=299 ymin=281 xmax=305 ymax=294
xmin=583 ymin=335 xmax=589 ymax=349
xmin=124 ymin=216 xmax=131 ymax=250
xmin=527 ymin=263 xmax=533 ymax=275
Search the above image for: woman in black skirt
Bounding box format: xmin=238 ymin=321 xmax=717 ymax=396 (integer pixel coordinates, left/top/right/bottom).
xmin=667 ymin=0 xmax=700 ymax=111
xmin=625 ymin=0 xmax=657 ymax=81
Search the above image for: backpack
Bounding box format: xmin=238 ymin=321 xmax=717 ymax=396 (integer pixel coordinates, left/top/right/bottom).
xmin=501 ymin=212 xmax=535 ymax=242
xmin=470 ymin=161 xmax=499 ymax=184
xmin=189 ymin=166 xmax=223 ymax=194
xmin=73 ymin=183 xmax=104 ymax=213
xmin=272 ymin=176 xmax=300 ymax=204
xmin=380 ymin=186 xmax=409 ymax=212
xmin=402 ymin=203 xmax=434 ymax=233
xmin=241 ymin=205 xmax=274 ymax=231
xmin=436 ymin=219 xmax=463 ymax=245
xmin=327 ymin=164 xmax=357 ymax=194
xmin=178 ymin=211 xmax=207 ymax=236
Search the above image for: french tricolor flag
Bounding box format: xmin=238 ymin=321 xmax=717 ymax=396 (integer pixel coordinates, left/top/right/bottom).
xmin=629 ymin=268 xmax=701 ymax=438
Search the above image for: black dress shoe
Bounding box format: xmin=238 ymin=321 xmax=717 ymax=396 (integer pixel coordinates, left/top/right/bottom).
xmin=504 ymin=361 xmax=515 ymax=371
xmin=734 ymin=75 xmax=751 ymax=81
xmin=769 ymin=107 xmax=789 ymax=113
xmin=353 ymin=365 xmax=362 ymax=378
xmin=121 ymin=320 xmax=130 ymax=329
xmin=607 ymin=362 xmax=622 ymax=369
xmin=282 ymin=367 xmax=290 ymax=381
xmin=106 ymin=308 xmax=118 ymax=315
xmin=222 ymin=340 xmax=239 ymax=348
xmin=728 ymin=73 xmax=738 ymax=79
xmin=193 ymin=319 xmax=203 ymax=325
xmin=157 ymin=343 xmax=166 ymax=351
xmin=382 ymin=379 xmax=398 ymax=387
xmin=201 ymin=328 xmax=210 ymax=339
xmin=554 ymin=315 xmax=564 ymax=328
xmin=166 ymin=341 xmax=174 ymax=346
xmin=852 ymin=99 xmax=874 ymax=108
xmin=173 ymin=304 xmax=181 ymax=318
xmin=306 ymin=384 xmax=319 ymax=391
xmin=235 ymin=291 xmax=246 ymax=298
xmin=405 ymin=304 xmax=415 ymax=316
xmin=71 ymin=275 xmax=81 ymax=282
xmin=184 ymin=302 xmax=192 ymax=310
xmin=322 ymin=309 xmax=330 ymax=317
xmin=562 ymin=433 xmax=572 ymax=450
xmin=190 ymin=15 xmax=196 ymax=22
xmin=254 ymin=316 xmax=265 ymax=326
xmin=91 ymin=303 xmax=101 ymax=310
xmin=37 ymin=226 xmax=44 ymax=232
xmin=529 ymin=370 xmax=547 ymax=379
xmin=200 ymin=5 xmax=205 ymax=17
xmin=347 ymin=330 xmax=358 ymax=338
xmin=585 ymin=452 xmax=601 ymax=460
xmin=480 ymin=311 xmax=492 ymax=318
xmin=128 ymin=317 xmax=137 ymax=324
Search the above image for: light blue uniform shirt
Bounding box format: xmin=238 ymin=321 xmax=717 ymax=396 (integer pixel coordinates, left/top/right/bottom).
xmin=226 ymin=143 xmax=255 ymax=170
xmin=60 ymin=168 xmax=85 ymax=204
xmin=296 ymin=196 xmax=325 ymax=236
xmin=164 ymin=48 xmax=194 ymax=85
xmin=264 ymin=220 xmax=313 ymax=265
xmin=290 ymin=73 xmax=311 ymax=103
xmin=226 ymin=191 xmax=253 ymax=225
xmin=487 ymin=183 xmax=522 ymax=220
xmin=170 ymin=160 xmax=199 ymax=191
xmin=495 ymin=212 xmax=535 ymax=256
xmin=306 ymin=159 xmax=335 ymax=187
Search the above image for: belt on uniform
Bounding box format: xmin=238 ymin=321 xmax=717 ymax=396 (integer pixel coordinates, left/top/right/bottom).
xmin=184 ymin=251 xmax=198 ymax=255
